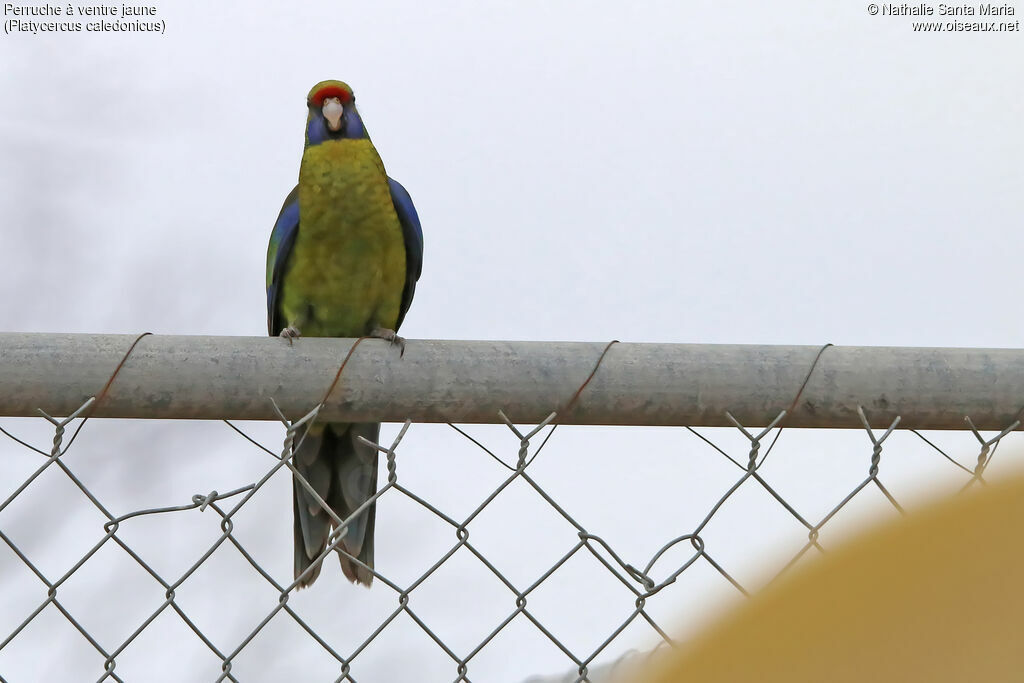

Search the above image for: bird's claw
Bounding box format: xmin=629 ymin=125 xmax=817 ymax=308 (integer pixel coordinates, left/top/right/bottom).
xmin=280 ymin=326 xmax=302 ymax=346
xmin=370 ymin=327 xmax=406 ymax=357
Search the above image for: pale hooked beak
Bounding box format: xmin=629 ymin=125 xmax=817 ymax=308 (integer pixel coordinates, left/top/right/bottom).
xmin=322 ymin=97 xmax=344 ymax=132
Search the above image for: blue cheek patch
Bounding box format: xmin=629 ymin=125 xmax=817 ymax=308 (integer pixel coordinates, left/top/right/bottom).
xmin=307 ymin=109 xmax=367 ymax=145
xmin=344 ymin=112 xmax=365 ymax=139
xmin=306 ymin=116 xmax=330 ymax=144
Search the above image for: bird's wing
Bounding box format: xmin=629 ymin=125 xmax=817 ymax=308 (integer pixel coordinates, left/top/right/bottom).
xmin=388 ymin=177 xmax=423 ymax=332
xmin=266 ymin=185 xmax=300 ymax=335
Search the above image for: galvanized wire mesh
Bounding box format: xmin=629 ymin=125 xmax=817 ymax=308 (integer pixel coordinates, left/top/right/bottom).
xmin=1 ymin=340 xmax=1021 ymax=682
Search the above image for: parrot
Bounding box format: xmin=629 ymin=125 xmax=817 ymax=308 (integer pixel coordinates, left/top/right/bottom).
xmin=265 ymin=80 xmax=423 ymax=588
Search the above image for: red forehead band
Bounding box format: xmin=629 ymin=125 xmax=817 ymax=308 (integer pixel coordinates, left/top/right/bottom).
xmin=309 ymin=86 xmax=352 ymax=107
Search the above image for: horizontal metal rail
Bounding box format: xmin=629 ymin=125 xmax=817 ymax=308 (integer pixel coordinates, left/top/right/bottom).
xmin=0 ymin=333 xmax=1022 ymax=429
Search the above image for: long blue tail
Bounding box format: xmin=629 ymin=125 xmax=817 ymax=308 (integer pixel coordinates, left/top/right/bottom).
xmin=292 ymin=422 xmax=379 ymax=587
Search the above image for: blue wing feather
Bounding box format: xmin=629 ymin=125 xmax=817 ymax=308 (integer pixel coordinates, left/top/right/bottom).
xmin=388 ymin=177 xmax=423 ymax=331
xmin=266 ymin=185 xmax=300 ymax=335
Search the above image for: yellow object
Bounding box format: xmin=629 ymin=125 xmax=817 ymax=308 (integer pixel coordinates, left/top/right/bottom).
xmin=284 ymin=136 xmax=406 ymax=337
xmin=637 ymin=475 xmax=1024 ymax=683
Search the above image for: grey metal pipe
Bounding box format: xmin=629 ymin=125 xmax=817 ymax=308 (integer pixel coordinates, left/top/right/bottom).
xmin=0 ymin=333 xmax=1021 ymax=429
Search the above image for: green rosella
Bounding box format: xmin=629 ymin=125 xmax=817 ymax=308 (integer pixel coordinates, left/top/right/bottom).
xmin=266 ymin=80 xmax=423 ymax=588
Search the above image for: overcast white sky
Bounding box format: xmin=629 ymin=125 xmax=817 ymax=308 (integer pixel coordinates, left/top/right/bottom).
xmin=1 ymin=1 xmax=1022 ymax=681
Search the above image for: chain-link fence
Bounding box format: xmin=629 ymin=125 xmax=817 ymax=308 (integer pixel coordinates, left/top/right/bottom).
xmin=2 ymin=334 xmax=1022 ymax=682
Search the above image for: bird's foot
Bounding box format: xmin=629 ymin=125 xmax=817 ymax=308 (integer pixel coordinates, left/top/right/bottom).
xmin=370 ymin=327 xmax=405 ymax=357
xmin=279 ymin=326 xmax=302 ymax=346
